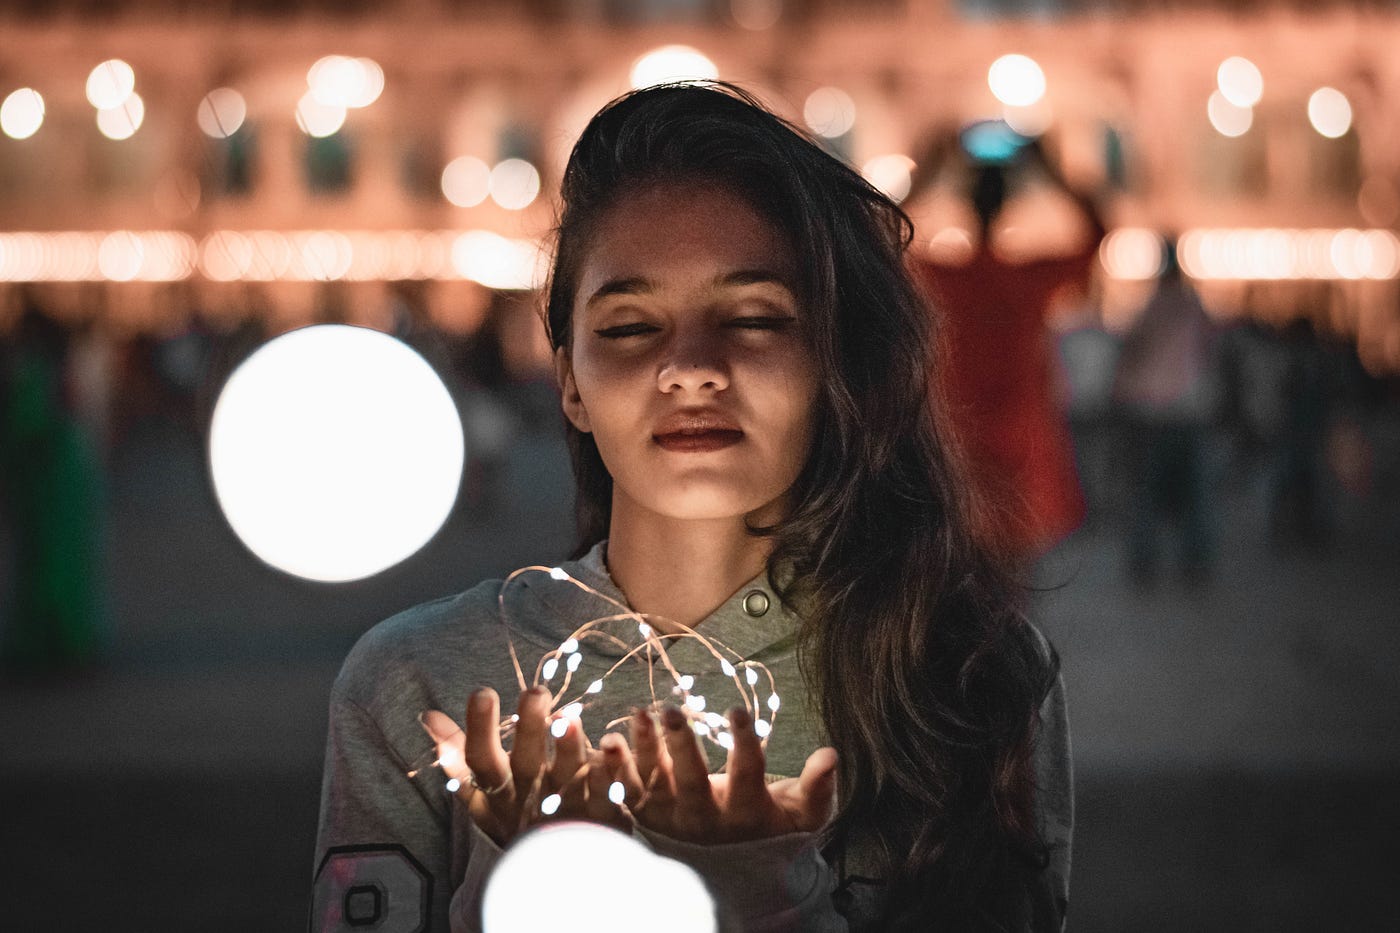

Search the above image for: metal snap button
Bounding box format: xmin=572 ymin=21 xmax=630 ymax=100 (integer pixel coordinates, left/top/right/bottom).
xmin=742 ymin=590 xmax=770 ymax=617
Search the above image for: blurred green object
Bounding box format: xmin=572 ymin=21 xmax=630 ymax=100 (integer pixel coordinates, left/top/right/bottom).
xmin=1 ymin=335 xmax=107 ymax=670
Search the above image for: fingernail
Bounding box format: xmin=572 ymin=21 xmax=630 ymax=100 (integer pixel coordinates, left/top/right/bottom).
xmin=470 ymin=690 xmax=491 ymax=711
xmin=730 ymin=706 xmax=751 ymax=729
xmin=661 ymin=706 xmax=686 ymax=732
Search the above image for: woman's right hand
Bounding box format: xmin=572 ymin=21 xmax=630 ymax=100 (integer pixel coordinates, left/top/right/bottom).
xmin=420 ymin=686 xmax=630 ymax=847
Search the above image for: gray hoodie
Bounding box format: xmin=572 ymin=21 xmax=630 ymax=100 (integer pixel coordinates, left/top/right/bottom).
xmin=312 ymin=541 xmax=1072 ymax=932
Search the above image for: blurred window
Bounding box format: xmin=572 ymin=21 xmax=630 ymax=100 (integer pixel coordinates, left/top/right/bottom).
xmin=304 ymin=133 xmax=354 ymax=195
xmin=1306 ymin=130 xmax=1361 ymax=200
xmin=205 ymin=127 xmax=256 ymax=198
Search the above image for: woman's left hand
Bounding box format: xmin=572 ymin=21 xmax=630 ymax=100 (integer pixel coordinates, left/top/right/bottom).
xmin=600 ymin=704 xmax=838 ymax=845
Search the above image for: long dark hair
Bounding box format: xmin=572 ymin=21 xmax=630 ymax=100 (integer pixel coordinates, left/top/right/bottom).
xmin=544 ymin=82 xmax=1060 ymax=931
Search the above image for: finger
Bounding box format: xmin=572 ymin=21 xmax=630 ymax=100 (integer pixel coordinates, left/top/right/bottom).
xmin=461 ymin=690 xmax=512 ymax=797
xmin=722 ymin=706 xmax=769 ymax=821
xmin=599 ymin=732 xmax=647 ymax=810
xmin=549 ymin=714 xmax=588 ymax=789
xmin=584 ymin=747 xmax=630 ymax=830
xmin=552 ymin=720 xmax=590 ymax=819
xmin=420 ymin=709 xmax=473 ymax=802
xmin=791 ymin=746 xmax=839 ymax=831
xmin=509 ymin=687 xmax=551 ymax=798
xmin=630 ymin=707 xmax=660 ymax=786
xmin=661 ymin=706 xmax=720 ymax=829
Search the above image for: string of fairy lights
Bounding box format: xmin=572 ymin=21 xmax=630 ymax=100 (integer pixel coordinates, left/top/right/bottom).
xmin=407 ymin=565 xmax=783 ymax=815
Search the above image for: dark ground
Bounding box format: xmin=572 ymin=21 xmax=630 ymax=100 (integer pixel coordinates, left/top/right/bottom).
xmin=2 ymin=410 xmax=1398 ymax=932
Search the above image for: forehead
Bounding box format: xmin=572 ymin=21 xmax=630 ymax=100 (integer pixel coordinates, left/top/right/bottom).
xmin=576 ymin=183 xmax=796 ymax=298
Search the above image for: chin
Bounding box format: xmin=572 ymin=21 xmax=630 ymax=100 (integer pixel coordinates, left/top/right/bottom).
xmin=642 ymin=484 xmax=777 ymax=522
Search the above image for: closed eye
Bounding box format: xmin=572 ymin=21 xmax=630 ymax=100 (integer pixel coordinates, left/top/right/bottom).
xmin=594 ymin=322 xmax=660 ymax=339
xmin=730 ymin=316 xmax=797 ymax=330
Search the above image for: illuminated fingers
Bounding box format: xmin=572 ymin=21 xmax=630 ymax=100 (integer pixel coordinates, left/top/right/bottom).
xmin=420 ymin=709 xmax=472 ymax=799
xmin=550 ymin=717 xmax=590 ymax=818
xmin=791 ymin=746 xmax=839 ymax=832
xmin=721 ymin=706 xmax=769 ymax=836
xmin=510 ymin=687 xmax=551 ymax=799
xmin=661 ymin=706 xmax=721 ymax=835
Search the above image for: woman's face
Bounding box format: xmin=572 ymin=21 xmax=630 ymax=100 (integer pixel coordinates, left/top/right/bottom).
xmin=556 ymin=182 xmax=819 ymax=525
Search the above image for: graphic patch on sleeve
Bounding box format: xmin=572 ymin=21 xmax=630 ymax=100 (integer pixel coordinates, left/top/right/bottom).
xmin=310 ymin=845 xmax=431 ymax=933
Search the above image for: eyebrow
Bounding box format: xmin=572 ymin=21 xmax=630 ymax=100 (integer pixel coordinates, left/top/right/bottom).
xmin=583 ymin=268 xmax=795 ymax=308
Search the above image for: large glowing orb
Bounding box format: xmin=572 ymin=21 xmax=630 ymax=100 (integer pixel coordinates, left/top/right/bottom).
xmin=209 ymin=324 xmax=464 ymax=582
xmin=482 ymin=822 xmax=716 ymax=933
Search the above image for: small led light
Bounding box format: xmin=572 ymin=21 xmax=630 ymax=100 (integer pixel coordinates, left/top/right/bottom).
xmin=720 ymin=660 xmax=736 ymax=677
xmin=678 ymin=675 xmax=695 ymax=690
xmin=608 ymin=781 xmax=626 ymax=805
xmin=691 ymin=722 xmax=710 ymax=737
xmin=686 ymin=695 xmax=707 ymax=712
xmin=562 ymin=702 xmax=583 ymax=719
xmin=541 ymin=793 xmax=562 ymax=816
xmin=767 ymin=694 xmax=780 ymax=712
xmin=445 ymin=778 xmax=462 ymax=793
xmin=567 ymin=652 xmax=583 ymax=672
xmin=560 ymin=638 xmax=578 ymax=653
xmin=510 ymin=714 xmax=520 ymax=723
xmin=550 ymin=718 xmax=569 ymax=738
xmin=745 ymin=668 xmax=759 ymax=686
xmin=549 ymin=567 xmax=569 ymax=581
xmin=754 ymin=719 xmax=772 ymax=738
xmin=438 ymin=746 xmax=461 ymax=769
xmin=717 ymin=732 xmax=734 ymax=750
xmin=638 ymin=622 xmax=652 ymax=637
xmin=704 ymin=712 xmax=725 ymax=728
xmin=542 ymin=658 xmax=559 ymax=680
xmin=587 ymin=679 xmax=603 ymax=694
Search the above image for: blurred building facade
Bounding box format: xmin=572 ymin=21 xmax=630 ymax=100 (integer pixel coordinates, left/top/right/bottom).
xmin=1 ymin=0 xmax=1398 ymax=371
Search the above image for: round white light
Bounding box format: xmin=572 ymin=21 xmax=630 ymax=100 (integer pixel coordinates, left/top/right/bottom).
xmin=1 ymin=88 xmax=45 ymax=140
xmin=861 ymin=153 xmax=916 ymax=203
xmin=208 ymin=324 xmax=465 ymax=582
xmin=296 ymin=92 xmax=346 ymax=138
xmin=351 ymin=58 xmax=385 ymax=108
xmin=483 ymin=823 xmax=715 ymax=933
xmin=489 ymin=158 xmax=541 ymax=210
xmin=802 ymin=86 xmax=856 ymax=139
xmin=1308 ymin=87 xmax=1352 ymax=139
xmin=988 ymin=54 xmax=1046 ymax=108
xmin=96 ymin=92 xmax=145 ymax=140
xmin=197 ymin=88 xmax=247 ymax=139
xmin=308 ymin=55 xmax=374 ymax=108
xmin=629 ymin=45 xmax=719 ymax=90
xmin=1217 ymin=56 xmax=1263 ymax=108
xmin=1099 ymin=228 xmax=1167 ymax=281
xmin=1207 ymin=90 xmax=1252 ymax=138
xmin=86 ymin=59 xmax=135 ymax=110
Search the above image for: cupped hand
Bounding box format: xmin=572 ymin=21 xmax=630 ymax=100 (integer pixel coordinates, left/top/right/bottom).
xmin=602 ymin=704 xmax=838 ymax=845
xmin=420 ymin=687 xmax=630 ymax=847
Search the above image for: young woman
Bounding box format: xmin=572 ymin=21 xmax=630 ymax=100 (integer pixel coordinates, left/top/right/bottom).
xmin=313 ymin=82 xmax=1071 ymax=933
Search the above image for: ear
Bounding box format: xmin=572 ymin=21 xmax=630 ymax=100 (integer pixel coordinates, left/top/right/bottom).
xmin=554 ymin=346 xmax=592 ymax=434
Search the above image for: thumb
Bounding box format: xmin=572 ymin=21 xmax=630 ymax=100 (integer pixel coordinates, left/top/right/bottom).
xmin=793 ymin=747 xmax=838 ymax=830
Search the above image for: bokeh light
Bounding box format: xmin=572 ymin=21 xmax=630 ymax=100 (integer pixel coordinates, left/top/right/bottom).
xmin=296 ymin=92 xmax=346 ymax=137
xmin=1207 ymin=90 xmax=1252 ymax=137
xmin=86 ymin=59 xmax=136 ymax=110
xmin=197 ymin=88 xmax=247 ymax=139
xmin=307 ymin=55 xmax=384 ymax=109
xmin=96 ymin=92 xmax=145 ymax=140
xmin=489 ymin=158 xmax=541 ymax=210
xmin=988 ymin=54 xmax=1046 ymax=107
xmin=861 ymin=153 xmax=916 ymax=203
xmin=1099 ymin=228 xmax=1167 ymax=280
xmin=629 ymin=46 xmax=718 ymax=90
xmin=1307 ymin=87 xmax=1352 ymax=139
xmin=730 ymin=0 xmax=782 ymax=30
xmin=482 ymin=823 xmax=716 ymax=933
xmin=802 ymin=86 xmax=856 ymax=139
xmin=1217 ymin=56 xmax=1263 ymax=108
xmin=451 ymin=230 xmax=545 ymax=290
xmin=208 ymin=324 xmax=464 ymax=583
xmin=441 ymin=156 xmax=492 ymax=208
xmin=1 ymin=88 xmax=45 ymax=139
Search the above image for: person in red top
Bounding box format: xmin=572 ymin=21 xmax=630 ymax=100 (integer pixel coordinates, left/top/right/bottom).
xmin=907 ymin=128 xmax=1105 ymax=558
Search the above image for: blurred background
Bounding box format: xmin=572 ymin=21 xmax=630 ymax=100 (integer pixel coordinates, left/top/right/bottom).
xmin=1 ymin=1 xmax=1398 ymax=930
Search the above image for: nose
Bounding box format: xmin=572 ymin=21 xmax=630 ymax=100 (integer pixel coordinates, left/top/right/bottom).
xmin=657 ymin=328 xmax=729 ymax=395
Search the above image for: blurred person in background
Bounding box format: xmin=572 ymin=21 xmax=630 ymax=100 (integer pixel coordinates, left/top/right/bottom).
xmin=905 ymin=128 xmax=1105 ymax=561
xmin=0 ymin=298 xmax=107 ymax=670
xmin=315 ymin=83 xmax=1070 ymax=933
xmin=1111 ymin=241 xmax=1221 ymax=586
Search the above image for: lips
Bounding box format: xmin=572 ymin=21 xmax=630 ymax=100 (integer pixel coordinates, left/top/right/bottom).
xmin=653 ymin=410 xmax=744 ymax=453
